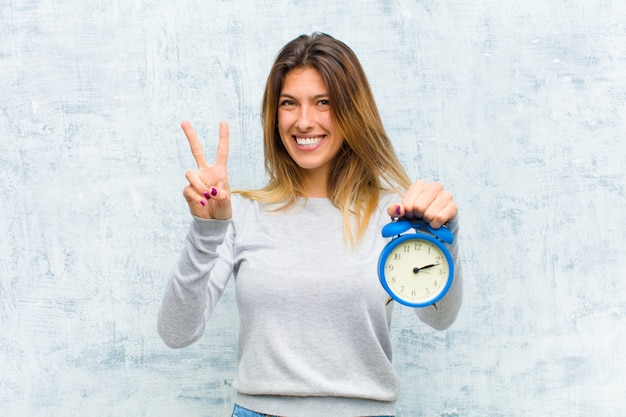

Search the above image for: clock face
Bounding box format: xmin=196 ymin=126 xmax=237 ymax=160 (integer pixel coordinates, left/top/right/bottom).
xmin=379 ymin=234 xmax=453 ymax=307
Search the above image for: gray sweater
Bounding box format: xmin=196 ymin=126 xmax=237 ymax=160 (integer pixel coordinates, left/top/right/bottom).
xmin=158 ymin=193 xmax=462 ymax=417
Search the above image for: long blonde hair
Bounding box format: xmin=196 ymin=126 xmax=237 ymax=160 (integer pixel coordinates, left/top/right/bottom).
xmin=238 ymin=33 xmax=412 ymax=245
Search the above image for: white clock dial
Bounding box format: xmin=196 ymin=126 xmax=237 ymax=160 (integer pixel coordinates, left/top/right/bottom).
xmin=383 ymin=238 xmax=450 ymax=303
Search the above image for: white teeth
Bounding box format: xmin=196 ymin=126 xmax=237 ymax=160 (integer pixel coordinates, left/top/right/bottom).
xmin=295 ymin=136 xmax=323 ymax=147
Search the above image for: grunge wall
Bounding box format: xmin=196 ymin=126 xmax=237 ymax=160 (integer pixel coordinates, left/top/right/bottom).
xmin=1 ymin=1 xmax=625 ymax=415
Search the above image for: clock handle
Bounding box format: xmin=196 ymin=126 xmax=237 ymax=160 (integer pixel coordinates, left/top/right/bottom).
xmin=409 ymin=219 xmax=455 ymax=244
xmin=425 ymin=222 xmax=454 ymax=244
xmin=383 ymin=218 xmax=455 ymax=244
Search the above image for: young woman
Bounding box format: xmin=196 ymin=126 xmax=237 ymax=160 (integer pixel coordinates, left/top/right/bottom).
xmin=158 ymin=33 xmax=462 ymax=417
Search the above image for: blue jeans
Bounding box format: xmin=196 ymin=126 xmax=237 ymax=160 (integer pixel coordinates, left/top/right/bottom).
xmin=231 ymin=404 xmax=275 ymax=417
xmin=231 ymin=404 xmax=393 ymax=417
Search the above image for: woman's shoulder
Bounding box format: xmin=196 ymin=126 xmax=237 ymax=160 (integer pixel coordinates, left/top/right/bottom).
xmin=231 ymin=193 xmax=249 ymax=207
xmin=230 ymin=192 xmax=281 ymax=219
xmin=230 ymin=193 xmax=258 ymax=215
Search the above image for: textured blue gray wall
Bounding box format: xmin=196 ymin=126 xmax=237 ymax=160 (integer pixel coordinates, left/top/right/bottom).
xmin=1 ymin=1 xmax=625 ymax=416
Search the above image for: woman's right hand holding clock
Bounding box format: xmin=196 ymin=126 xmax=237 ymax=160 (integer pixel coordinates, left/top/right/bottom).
xmin=181 ymin=121 xmax=232 ymax=220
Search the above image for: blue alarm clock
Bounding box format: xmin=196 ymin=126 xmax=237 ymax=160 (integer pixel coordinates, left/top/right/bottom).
xmin=378 ymin=218 xmax=455 ymax=308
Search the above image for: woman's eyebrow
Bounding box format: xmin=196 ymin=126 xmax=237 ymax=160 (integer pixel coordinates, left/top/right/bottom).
xmin=279 ymin=93 xmax=329 ymax=100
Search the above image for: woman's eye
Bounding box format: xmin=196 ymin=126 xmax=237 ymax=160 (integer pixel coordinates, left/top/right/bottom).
xmin=318 ymin=99 xmax=330 ymax=106
xmin=280 ymin=99 xmax=295 ymax=106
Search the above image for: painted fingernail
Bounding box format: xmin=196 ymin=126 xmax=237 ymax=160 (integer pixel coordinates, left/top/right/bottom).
xmin=395 ymin=205 xmax=402 ymax=216
xmin=200 ymin=199 xmax=206 ymax=206
xmin=210 ymin=187 xmax=218 ymax=197
xmin=204 ymin=191 xmax=211 ymax=199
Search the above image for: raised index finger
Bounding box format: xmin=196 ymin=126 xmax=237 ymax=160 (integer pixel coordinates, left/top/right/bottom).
xmin=181 ymin=121 xmax=208 ymax=168
xmin=215 ymin=121 xmax=229 ymax=167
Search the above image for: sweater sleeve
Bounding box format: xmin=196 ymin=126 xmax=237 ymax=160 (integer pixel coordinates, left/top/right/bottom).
xmin=157 ymin=216 xmax=234 ymax=348
xmin=414 ymin=218 xmax=463 ymax=330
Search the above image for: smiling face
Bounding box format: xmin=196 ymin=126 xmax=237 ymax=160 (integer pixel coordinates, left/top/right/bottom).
xmin=277 ymin=66 xmax=345 ymax=195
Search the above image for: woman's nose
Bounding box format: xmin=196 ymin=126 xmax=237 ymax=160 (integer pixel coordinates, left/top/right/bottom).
xmin=295 ymin=106 xmax=314 ymax=131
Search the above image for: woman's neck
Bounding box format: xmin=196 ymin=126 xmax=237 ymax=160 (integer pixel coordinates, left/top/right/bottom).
xmin=301 ymin=169 xmax=330 ymax=198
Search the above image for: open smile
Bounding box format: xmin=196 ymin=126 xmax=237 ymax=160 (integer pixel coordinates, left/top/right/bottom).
xmin=294 ymin=135 xmax=325 ymax=149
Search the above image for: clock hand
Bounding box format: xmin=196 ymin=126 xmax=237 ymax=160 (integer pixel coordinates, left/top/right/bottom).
xmin=413 ymin=264 xmax=437 ymax=273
